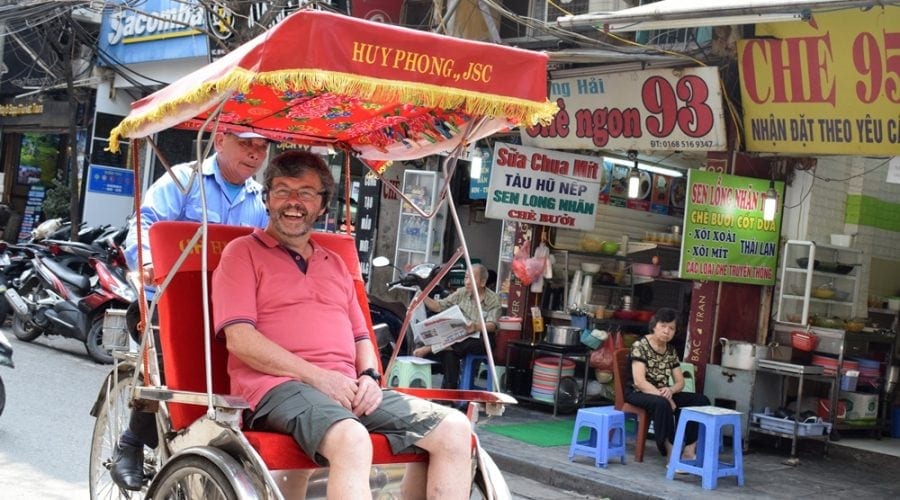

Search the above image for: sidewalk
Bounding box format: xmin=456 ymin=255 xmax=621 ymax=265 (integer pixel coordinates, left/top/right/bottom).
xmin=474 ymin=403 xmax=900 ymax=499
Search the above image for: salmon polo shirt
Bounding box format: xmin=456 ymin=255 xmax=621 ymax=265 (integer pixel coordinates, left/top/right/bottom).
xmin=212 ymin=228 xmax=369 ymax=409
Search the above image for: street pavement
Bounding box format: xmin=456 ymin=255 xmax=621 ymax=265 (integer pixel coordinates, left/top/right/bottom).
xmin=4 ymin=329 xmax=899 ymax=499
xmin=475 ymin=402 xmax=900 ymax=499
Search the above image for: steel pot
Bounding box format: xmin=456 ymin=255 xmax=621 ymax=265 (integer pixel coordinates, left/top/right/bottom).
xmin=719 ymin=338 xmax=767 ymax=370
xmin=544 ymin=325 xmax=582 ymax=346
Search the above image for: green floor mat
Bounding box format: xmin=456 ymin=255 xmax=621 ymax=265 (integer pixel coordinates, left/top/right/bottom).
xmin=481 ymin=418 xmax=637 ymax=447
xmin=481 ymin=419 xmax=581 ymax=447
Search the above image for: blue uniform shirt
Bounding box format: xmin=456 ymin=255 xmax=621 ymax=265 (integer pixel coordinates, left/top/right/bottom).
xmin=124 ymin=154 xmax=269 ymax=271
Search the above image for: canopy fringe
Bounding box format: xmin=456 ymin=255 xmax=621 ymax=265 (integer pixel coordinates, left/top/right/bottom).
xmin=109 ymin=68 xmax=556 ymax=152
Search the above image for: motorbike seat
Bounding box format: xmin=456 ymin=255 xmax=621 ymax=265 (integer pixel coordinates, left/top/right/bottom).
xmin=43 ymin=257 xmax=90 ymax=292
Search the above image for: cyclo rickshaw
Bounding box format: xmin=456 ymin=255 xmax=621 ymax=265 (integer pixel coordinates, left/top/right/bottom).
xmin=88 ymin=9 xmax=556 ymax=499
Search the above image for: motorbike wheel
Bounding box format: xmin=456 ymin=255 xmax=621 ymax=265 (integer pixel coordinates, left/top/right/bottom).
xmin=0 ymin=296 xmax=10 ymax=327
xmin=86 ymin=315 xmax=114 ymax=364
xmin=89 ymin=371 xmax=148 ymax=500
xmin=12 ymin=312 xmax=43 ymax=342
xmin=11 ymin=276 xmax=44 ymax=342
xmin=0 ymin=276 xmax=10 ymax=325
xmin=0 ymin=376 xmax=5 ymax=417
xmin=145 ymin=454 xmax=238 ymax=500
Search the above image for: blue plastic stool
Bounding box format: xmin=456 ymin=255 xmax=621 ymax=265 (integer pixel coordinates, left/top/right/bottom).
xmin=666 ymin=406 xmax=744 ymax=490
xmin=387 ymin=358 xmax=432 ymax=388
xmin=459 ymin=354 xmax=494 ymax=390
xmin=568 ymin=406 xmax=627 ymax=468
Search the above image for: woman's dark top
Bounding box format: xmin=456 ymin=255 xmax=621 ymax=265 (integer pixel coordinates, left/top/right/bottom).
xmin=627 ymin=336 xmax=680 ymax=391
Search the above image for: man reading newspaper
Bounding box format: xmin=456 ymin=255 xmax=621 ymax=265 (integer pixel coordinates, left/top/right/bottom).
xmin=413 ymin=264 xmax=501 ymax=389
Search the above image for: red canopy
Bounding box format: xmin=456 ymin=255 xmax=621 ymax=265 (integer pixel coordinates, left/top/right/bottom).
xmin=109 ymin=10 xmax=555 ymax=162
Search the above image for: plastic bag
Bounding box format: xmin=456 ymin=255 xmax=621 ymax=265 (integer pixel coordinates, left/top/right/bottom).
xmin=530 ymin=242 xmax=551 ymax=292
xmin=511 ymin=240 xmax=545 ymax=286
xmin=589 ymin=335 xmax=615 ymax=370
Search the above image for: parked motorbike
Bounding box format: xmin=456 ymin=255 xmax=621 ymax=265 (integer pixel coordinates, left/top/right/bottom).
xmin=0 ymin=219 xmax=114 ymax=325
xmin=4 ymin=224 xmax=137 ymax=364
xmin=369 ymin=257 xmax=448 ymax=369
xmin=0 ymin=329 xmax=12 ymax=417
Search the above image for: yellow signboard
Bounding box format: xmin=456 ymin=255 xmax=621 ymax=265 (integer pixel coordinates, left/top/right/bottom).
xmin=738 ymin=7 xmax=900 ymax=155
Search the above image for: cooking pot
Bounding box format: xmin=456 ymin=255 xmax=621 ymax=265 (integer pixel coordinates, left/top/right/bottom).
xmin=544 ymin=325 xmax=582 ymax=346
xmin=719 ymin=338 xmax=768 ymax=370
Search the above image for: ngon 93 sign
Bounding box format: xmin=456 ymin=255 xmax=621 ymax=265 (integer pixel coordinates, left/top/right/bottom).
xmin=522 ymin=67 xmax=727 ymax=152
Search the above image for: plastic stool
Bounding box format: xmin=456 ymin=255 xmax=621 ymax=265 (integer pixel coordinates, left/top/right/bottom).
xmin=666 ymin=406 xmax=744 ymax=490
xmin=460 ymin=354 xmax=494 ymax=390
xmin=568 ymin=406 xmax=626 ymax=468
xmin=387 ymin=358 xmax=432 ymax=388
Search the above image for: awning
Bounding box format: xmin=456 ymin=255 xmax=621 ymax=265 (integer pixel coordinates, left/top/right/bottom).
xmin=557 ymin=0 xmax=884 ymax=31
xmin=109 ymin=10 xmax=556 ymax=163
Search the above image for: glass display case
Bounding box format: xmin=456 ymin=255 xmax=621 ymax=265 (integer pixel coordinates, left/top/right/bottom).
xmin=776 ymin=240 xmax=862 ymax=325
xmin=393 ymin=170 xmax=446 ymax=274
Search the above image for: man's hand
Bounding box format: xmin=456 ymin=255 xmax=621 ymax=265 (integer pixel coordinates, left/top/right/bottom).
xmin=351 ymin=375 xmax=383 ymax=417
xmin=309 ymin=369 xmax=359 ymax=411
xmin=141 ymin=264 xmax=155 ymax=284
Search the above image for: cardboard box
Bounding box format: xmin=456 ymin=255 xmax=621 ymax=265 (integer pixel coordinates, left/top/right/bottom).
xmin=839 ymin=391 xmax=878 ymax=421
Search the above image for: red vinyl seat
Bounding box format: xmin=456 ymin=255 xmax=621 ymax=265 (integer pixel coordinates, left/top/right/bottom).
xmin=149 ymin=221 xmax=426 ymax=469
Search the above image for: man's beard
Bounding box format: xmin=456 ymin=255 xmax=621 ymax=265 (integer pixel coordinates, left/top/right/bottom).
xmin=271 ymin=204 xmax=317 ymax=238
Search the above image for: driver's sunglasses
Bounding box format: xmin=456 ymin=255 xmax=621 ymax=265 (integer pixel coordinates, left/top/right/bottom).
xmin=267 ymin=187 xmax=325 ymax=202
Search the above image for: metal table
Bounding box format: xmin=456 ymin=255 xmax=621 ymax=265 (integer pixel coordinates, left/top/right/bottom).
xmin=504 ymin=340 xmax=591 ymax=416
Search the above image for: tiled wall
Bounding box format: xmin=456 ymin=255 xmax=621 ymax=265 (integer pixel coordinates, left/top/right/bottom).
xmin=804 ymin=156 xmax=900 ymax=314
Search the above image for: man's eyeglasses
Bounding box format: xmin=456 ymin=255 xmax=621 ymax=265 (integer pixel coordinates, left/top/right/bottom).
xmin=268 ymin=187 xmax=325 ymax=202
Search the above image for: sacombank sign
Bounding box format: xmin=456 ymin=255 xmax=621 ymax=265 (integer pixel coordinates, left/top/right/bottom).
xmin=98 ymin=0 xmax=208 ymax=66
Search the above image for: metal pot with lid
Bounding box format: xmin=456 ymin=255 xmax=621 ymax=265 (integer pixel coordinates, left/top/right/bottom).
xmin=719 ymin=338 xmax=768 ymax=370
xmin=544 ymin=325 xmax=582 ymax=346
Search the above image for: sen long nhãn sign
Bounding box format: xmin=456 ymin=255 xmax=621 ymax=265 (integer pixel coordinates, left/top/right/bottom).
xmin=485 ymin=143 xmax=602 ymax=231
xmin=521 ymin=67 xmax=727 ymax=151
xmin=739 ymin=6 xmax=900 ymax=155
xmin=679 ymin=170 xmax=783 ymax=286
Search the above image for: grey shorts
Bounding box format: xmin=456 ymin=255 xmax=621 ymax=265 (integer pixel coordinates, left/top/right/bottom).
xmin=245 ymin=381 xmax=456 ymax=466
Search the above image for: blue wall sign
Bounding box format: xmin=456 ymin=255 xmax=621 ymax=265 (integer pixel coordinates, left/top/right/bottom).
xmin=88 ymin=165 xmax=135 ymax=197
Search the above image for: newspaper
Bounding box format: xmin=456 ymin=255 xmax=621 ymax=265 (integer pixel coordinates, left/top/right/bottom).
xmin=411 ymin=305 xmax=471 ymax=353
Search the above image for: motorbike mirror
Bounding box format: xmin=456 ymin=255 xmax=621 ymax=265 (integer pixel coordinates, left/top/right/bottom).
xmin=409 ymin=262 xmax=437 ymax=279
xmin=372 ymin=256 xmax=391 ymax=268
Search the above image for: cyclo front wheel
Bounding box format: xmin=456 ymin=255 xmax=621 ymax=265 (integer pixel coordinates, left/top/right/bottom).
xmin=89 ymin=370 xmax=147 ymax=500
xmin=146 ymin=454 xmax=237 ymax=500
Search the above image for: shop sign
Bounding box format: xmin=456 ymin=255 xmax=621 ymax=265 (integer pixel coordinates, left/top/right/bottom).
xmin=484 ymin=143 xmax=602 ymax=230
xmin=685 ymin=279 xmax=718 ymax=393
xmin=679 ymin=170 xmax=783 ymax=286
xmin=739 ymin=8 xmax=900 ymax=155
xmin=98 ymin=0 xmax=208 ymax=66
xmin=355 ymin=173 xmax=381 ymax=283
xmin=521 ymin=67 xmax=727 ymax=152
xmin=0 ymin=103 xmax=44 ymax=116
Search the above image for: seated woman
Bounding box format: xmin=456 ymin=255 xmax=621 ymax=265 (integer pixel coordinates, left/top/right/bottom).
xmin=624 ymin=307 xmax=710 ymax=459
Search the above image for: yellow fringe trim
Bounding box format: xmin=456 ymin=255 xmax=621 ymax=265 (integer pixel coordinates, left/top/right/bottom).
xmin=108 ymin=67 xmax=558 ymax=153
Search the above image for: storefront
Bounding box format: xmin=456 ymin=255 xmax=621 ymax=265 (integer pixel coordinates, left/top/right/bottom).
xmin=0 ymin=100 xmax=78 ymax=242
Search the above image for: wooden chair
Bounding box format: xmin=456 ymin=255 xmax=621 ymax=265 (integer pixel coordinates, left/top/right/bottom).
xmin=612 ymin=347 xmax=650 ymax=462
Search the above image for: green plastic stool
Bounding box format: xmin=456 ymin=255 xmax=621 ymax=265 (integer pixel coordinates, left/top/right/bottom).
xmin=388 ymin=359 xmax=432 ymax=388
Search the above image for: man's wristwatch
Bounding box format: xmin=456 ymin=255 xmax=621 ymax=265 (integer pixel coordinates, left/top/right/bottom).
xmin=359 ymin=368 xmax=382 ymax=384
